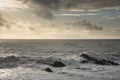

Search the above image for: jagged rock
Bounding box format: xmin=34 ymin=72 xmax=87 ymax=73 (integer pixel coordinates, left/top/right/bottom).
xmin=0 ymin=56 xmax=20 ymax=63
xmin=51 ymin=61 xmax=66 ymax=67
xmin=43 ymin=68 xmax=53 ymax=72
xmin=0 ymin=56 xmax=20 ymax=68
xmin=80 ymin=54 xmax=119 ymax=65
xmin=36 ymin=57 xmax=66 ymax=67
xmin=5 ymin=56 xmax=19 ymax=61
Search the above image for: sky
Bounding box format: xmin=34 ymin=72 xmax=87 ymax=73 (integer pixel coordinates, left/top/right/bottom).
xmin=0 ymin=0 xmax=120 ymax=39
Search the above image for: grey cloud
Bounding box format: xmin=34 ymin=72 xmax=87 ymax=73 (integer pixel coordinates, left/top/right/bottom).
xmin=60 ymin=0 xmax=120 ymax=9
xmin=18 ymin=0 xmax=120 ymax=19
xmin=23 ymin=0 xmax=120 ymax=10
xmin=34 ymin=8 xmax=53 ymax=19
xmin=30 ymin=0 xmax=60 ymax=9
xmin=0 ymin=14 xmax=6 ymax=26
xmin=20 ymin=0 xmax=59 ymax=19
xmin=0 ymin=13 xmax=11 ymax=29
xmin=65 ymin=20 xmax=103 ymax=30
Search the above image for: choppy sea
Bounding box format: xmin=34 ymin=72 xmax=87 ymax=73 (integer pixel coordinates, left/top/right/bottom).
xmin=0 ymin=39 xmax=120 ymax=80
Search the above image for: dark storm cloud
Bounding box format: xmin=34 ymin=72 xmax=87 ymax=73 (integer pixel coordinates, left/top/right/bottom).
xmin=60 ymin=0 xmax=120 ymax=9
xmin=23 ymin=0 xmax=120 ymax=9
xmin=18 ymin=0 xmax=120 ymax=19
xmin=34 ymin=8 xmax=53 ymax=19
xmin=29 ymin=0 xmax=60 ymax=9
xmin=65 ymin=20 xmax=103 ymax=30
xmin=20 ymin=0 xmax=60 ymax=19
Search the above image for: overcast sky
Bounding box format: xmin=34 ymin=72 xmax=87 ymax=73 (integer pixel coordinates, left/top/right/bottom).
xmin=0 ymin=0 xmax=120 ymax=39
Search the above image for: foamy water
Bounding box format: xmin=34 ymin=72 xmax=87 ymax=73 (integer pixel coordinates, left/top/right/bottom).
xmin=0 ymin=39 xmax=120 ymax=80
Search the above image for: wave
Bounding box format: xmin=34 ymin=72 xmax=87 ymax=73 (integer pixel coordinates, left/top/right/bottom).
xmin=0 ymin=53 xmax=119 ymax=69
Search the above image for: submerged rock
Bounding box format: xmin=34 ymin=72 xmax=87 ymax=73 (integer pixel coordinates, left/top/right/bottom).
xmin=51 ymin=61 xmax=66 ymax=67
xmin=80 ymin=54 xmax=119 ymax=65
xmin=43 ymin=68 xmax=53 ymax=72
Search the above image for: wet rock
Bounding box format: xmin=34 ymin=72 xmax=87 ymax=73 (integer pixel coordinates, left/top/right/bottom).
xmin=80 ymin=60 xmax=89 ymax=63
xmin=0 ymin=56 xmax=20 ymax=68
xmin=80 ymin=54 xmax=119 ymax=65
xmin=43 ymin=68 xmax=53 ymax=72
xmin=36 ymin=57 xmax=66 ymax=67
xmin=51 ymin=61 xmax=66 ymax=67
xmin=0 ymin=56 xmax=20 ymax=63
xmin=5 ymin=56 xmax=19 ymax=61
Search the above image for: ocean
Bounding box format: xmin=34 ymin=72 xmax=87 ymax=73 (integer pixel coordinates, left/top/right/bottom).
xmin=0 ymin=39 xmax=120 ymax=80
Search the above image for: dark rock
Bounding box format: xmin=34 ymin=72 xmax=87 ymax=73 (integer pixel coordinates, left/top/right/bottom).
xmin=4 ymin=56 xmax=20 ymax=62
xmin=81 ymin=54 xmax=96 ymax=61
xmin=43 ymin=68 xmax=53 ymax=72
xmin=0 ymin=56 xmax=20 ymax=68
xmin=36 ymin=57 xmax=66 ymax=67
xmin=0 ymin=56 xmax=20 ymax=63
xmin=51 ymin=61 xmax=66 ymax=67
xmin=80 ymin=60 xmax=89 ymax=63
xmin=80 ymin=54 xmax=119 ymax=65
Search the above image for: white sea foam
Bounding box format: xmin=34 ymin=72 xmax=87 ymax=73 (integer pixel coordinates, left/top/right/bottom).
xmin=0 ymin=39 xmax=120 ymax=80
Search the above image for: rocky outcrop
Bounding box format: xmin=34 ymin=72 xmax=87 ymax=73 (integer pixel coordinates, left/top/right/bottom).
xmin=0 ymin=56 xmax=66 ymax=69
xmin=0 ymin=56 xmax=20 ymax=68
xmin=51 ymin=61 xmax=66 ymax=67
xmin=36 ymin=57 xmax=66 ymax=67
xmin=43 ymin=68 xmax=53 ymax=72
xmin=80 ymin=54 xmax=119 ymax=65
xmin=0 ymin=56 xmax=20 ymax=63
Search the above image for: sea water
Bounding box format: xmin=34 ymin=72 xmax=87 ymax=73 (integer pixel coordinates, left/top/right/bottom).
xmin=0 ymin=39 xmax=120 ymax=80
